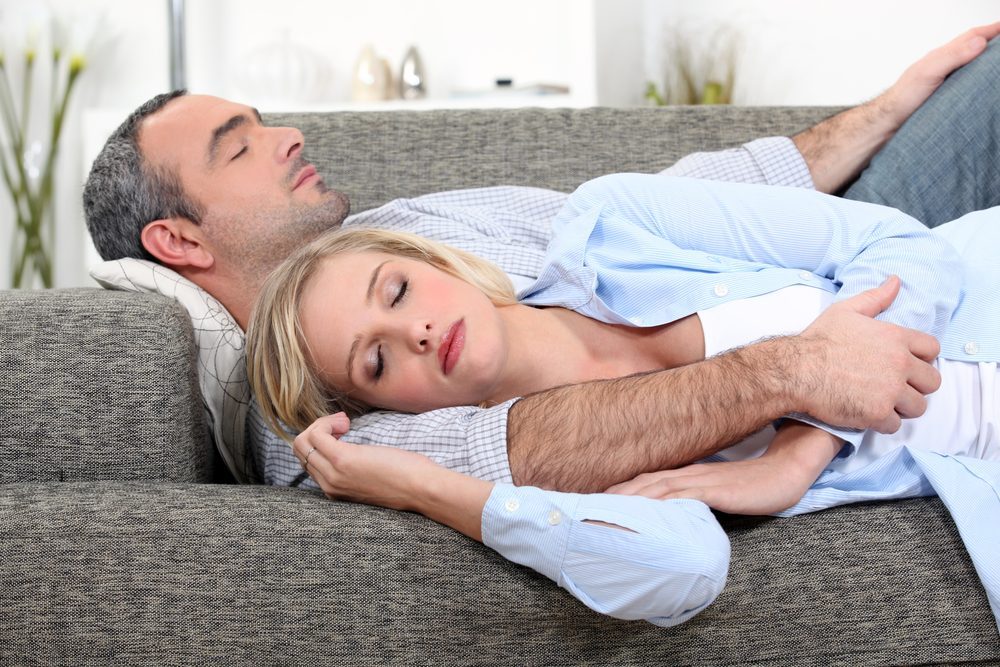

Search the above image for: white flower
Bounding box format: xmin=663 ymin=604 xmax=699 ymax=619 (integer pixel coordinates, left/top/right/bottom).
xmin=63 ymin=10 xmax=105 ymax=72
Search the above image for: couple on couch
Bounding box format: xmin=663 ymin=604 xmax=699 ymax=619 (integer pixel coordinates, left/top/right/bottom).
xmin=84 ymin=25 xmax=1000 ymax=627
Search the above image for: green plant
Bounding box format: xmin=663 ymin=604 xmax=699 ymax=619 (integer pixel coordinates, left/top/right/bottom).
xmin=0 ymin=19 xmax=87 ymax=288
xmin=646 ymin=23 xmax=740 ymax=106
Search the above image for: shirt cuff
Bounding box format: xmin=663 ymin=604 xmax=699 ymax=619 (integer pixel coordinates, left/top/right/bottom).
xmin=481 ymin=483 xmax=730 ymax=627
xmin=461 ymin=398 xmax=518 ymax=483
xmin=744 ymin=137 xmax=815 ymax=189
xmin=785 ymin=412 xmax=864 ymax=456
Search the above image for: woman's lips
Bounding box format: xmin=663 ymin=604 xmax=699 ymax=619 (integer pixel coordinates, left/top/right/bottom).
xmin=439 ymin=319 xmax=465 ymax=375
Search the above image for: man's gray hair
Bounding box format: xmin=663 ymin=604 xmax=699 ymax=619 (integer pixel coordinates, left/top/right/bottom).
xmin=83 ymin=90 xmax=206 ymax=261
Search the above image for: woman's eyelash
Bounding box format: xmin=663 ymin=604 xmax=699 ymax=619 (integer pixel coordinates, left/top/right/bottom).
xmin=373 ymin=344 xmax=384 ymax=380
xmin=232 ymin=146 xmax=248 ymax=161
xmin=391 ymin=280 xmax=408 ymax=307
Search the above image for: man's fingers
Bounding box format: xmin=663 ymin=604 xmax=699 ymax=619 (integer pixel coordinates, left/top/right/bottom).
xmin=919 ymin=23 xmax=1000 ymax=79
xmin=906 ymin=328 xmax=941 ymax=363
xmin=968 ymin=22 xmax=1000 ymax=48
xmin=906 ymin=347 xmax=942 ymax=395
xmin=839 ymin=276 xmax=900 ymax=318
xmin=869 ymin=410 xmax=903 ymax=435
xmin=893 ymin=385 xmax=929 ymax=420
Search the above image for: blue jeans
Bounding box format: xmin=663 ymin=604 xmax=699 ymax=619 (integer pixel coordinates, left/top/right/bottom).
xmin=844 ymin=37 xmax=1000 ymax=227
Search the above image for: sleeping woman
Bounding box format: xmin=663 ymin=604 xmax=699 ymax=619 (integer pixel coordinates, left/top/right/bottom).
xmin=246 ymin=174 xmax=1000 ymax=626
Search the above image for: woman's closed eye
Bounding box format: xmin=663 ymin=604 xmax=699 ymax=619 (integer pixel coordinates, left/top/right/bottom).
xmin=365 ymin=279 xmax=408 ymax=382
xmin=370 ymin=344 xmax=384 ymax=381
xmin=391 ymin=279 xmax=408 ymax=307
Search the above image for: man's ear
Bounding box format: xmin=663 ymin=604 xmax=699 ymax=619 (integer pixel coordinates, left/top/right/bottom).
xmin=140 ymin=219 xmax=214 ymax=270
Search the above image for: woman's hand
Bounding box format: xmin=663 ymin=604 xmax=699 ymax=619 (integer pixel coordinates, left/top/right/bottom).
xmin=606 ymin=423 xmax=844 ymax=515
xmin=294 ymin=413 xmax=493 ymax=540
xmin=604 ymin=457 xmax=814 ymax=515
xmin=294 ymin=413 xmax=441 ymax=511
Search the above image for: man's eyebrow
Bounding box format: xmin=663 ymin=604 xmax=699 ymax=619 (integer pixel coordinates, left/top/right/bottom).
xmin=207 ymin=112 xmax=256 ymax=165
xmin=345 ymin=260 xmax=391 ymax=381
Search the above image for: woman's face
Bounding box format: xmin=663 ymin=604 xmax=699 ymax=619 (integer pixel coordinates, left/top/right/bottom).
xmin=298 ymin=250 xmax=510 ymax=413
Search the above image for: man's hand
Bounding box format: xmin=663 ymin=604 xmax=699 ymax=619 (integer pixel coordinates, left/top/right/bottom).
xmin=295 ymin=413 xmax=493 ymax=540
xmin=794 ymin=22 xmax=1000 ymax=193
xmin=795 ymin=276 xmax=940 ymax=433
xmin=508 ymin=278 xmax=939 ymax=492
xmin=878 ymin=23 xmax=1000 ymax=130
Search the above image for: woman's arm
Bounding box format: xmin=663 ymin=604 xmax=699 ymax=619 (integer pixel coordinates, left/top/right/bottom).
xmin=296 ymin=413 xmax=730 ymax=627
xmin=606 ymin=423 xmax=844 ymax=515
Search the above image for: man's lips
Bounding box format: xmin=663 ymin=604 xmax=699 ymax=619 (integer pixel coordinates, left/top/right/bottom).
xmin=292 ymin=164 xmax=318 ymax=191
xmin=439 ymin=319 xmax=465 ymax=376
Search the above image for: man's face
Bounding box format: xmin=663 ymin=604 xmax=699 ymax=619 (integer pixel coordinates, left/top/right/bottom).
xmin=139 ymin=94 xmax=350 ymax=280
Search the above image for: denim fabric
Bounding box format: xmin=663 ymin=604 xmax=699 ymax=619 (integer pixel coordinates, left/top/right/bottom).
xmin=845 ymin=37 xmax=1000 ymax=226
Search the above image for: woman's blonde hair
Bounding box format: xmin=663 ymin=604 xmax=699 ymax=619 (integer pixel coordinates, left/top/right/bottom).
xmin=246 ymin=227 xmax=517 ymax=441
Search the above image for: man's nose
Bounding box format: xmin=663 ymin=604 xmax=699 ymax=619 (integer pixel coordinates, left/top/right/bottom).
xmin=273 ymin=126 xmax=304 ymax=163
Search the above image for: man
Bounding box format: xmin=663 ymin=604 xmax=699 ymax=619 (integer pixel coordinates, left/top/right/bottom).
xmin=82 ymin=25 xmax=1000 ymax=625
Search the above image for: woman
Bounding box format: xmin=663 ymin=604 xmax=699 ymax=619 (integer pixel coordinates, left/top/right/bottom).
xmin=247 ymin=174 xmax=1000 ymax=625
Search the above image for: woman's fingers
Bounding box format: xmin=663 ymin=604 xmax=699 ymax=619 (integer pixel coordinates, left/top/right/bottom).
xmin=606 ymin=466 xmax=708 ymax=496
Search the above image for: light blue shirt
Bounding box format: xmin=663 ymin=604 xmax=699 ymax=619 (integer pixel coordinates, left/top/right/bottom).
xmin=491 ymin=173 xmax=1000 ymax=630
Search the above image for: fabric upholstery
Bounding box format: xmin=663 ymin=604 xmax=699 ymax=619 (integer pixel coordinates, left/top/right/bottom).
xmin=0 ymin=484 xmax=994 ymax=665
xmin=268 ymin=106 xmax=845 ymax=214
xmin=0 ymin=288 xmax=214 ymax=483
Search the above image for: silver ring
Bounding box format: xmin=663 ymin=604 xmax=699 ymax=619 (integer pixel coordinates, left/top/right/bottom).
xmin=304 ymin=446 xmax=318 ymax=470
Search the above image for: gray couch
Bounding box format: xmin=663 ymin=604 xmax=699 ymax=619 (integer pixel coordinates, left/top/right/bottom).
xmin=2 ymin=107 xmax=998 ymax=665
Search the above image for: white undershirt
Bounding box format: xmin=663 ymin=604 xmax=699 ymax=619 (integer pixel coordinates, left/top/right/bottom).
xmin=697 ymin=285 xmax=999 ymax=468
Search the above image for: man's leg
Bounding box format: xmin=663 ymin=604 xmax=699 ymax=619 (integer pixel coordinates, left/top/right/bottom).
xmin=844 ymin=37 xmax=1000 ymax=226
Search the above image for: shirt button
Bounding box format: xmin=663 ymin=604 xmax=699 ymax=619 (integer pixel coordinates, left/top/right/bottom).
xmin=965 ymin=341 xmax=979 ymax=355
xmin=504 ymin=498 xmax=520 ymax=512
xmin=713 ymin=283 xmax=729 ymax=297
xmin=798 ymin=271 xmax=812 ymax=281
xmin=547 ymin=510 xmax=562 ymax=526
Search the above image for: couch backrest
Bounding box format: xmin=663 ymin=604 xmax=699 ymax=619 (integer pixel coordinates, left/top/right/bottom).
xmin=268 ymin=106 xmax=843 ymax=213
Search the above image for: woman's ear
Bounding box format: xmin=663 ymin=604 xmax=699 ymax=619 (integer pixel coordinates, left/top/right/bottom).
xmin=140 ymin=219 xmax=214 ymax=270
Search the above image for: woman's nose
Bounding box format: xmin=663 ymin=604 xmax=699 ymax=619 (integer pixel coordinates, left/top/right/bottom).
xmin=409 ymin=322 xmax=433 ymax=353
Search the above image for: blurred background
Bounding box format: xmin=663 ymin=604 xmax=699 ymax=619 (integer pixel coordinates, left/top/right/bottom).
xmin=0 ymin=0 xmax=995 ymax=288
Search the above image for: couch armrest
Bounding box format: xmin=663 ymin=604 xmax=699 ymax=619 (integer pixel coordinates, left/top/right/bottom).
xmin=0 ymin=288 xmax=214 ymax=482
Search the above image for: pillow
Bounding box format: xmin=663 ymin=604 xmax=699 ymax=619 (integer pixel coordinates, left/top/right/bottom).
xmin=91 ymin=258 xmax=257 ymax=483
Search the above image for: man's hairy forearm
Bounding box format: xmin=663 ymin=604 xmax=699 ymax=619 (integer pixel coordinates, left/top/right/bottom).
xmin=792 ymin=100 xmax=896 ymax=194
xmin=507 ymin=336 xmax=806 ymax=492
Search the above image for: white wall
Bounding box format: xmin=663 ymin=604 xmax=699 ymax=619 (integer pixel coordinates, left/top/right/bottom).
xmin=643 ymin=0 xmax=999 ymax=105
xmin=0 ymin=0 xmax=997 ymax=288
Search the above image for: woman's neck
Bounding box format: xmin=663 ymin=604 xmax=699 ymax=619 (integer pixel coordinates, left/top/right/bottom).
xmin=486 ymin=304 xmax=705 ymax=405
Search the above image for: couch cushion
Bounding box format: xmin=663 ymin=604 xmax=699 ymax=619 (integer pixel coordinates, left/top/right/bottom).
xmin=0 ymin=288 xmax=214 ymax=482
xmin=0 ymin=484 xmax=995 ymax=665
